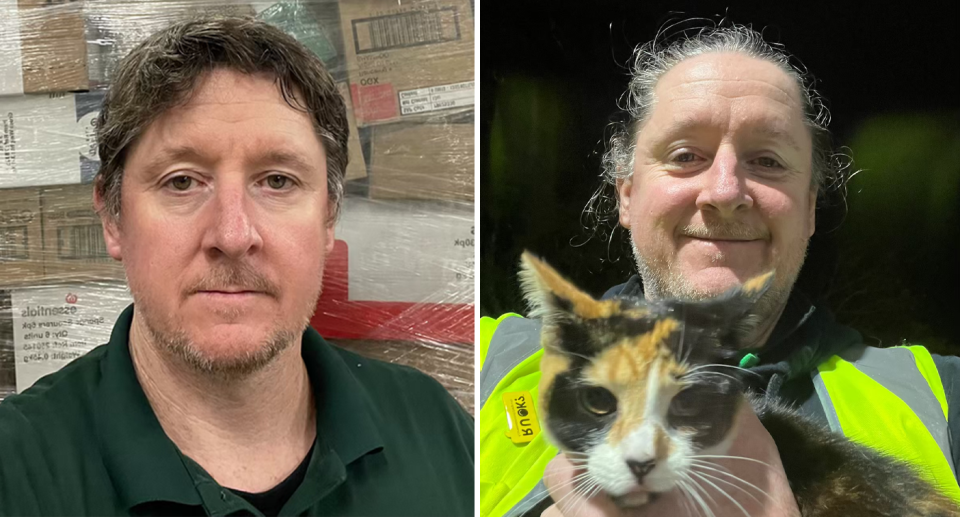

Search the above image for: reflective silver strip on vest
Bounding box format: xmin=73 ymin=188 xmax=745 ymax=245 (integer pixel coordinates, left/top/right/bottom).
xmin=504 ymin=480 xmax=548 ymax=517
xmin=479 ymin=317 xmax=543 ymax=409
xmin=811 ymin=345 xmax=955 ymax=478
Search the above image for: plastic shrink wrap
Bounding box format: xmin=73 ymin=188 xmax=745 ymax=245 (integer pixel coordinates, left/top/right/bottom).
xmin=0 ymin=0 xmax=475 ymax=412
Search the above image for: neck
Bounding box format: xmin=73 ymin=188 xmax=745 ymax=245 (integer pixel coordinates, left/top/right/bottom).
xmin=129 ymin=310 xmax=316 ymax=492
xmin=741 ymin=300 xmax=787 ymax=350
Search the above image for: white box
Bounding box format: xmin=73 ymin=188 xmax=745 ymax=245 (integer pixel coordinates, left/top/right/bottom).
xmin=0 ymin=91 xmax=102 ymax=189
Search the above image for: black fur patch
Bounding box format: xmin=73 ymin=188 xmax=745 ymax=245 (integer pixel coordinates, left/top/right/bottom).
xmin=546 ymin=371 xmax=616 ymax=452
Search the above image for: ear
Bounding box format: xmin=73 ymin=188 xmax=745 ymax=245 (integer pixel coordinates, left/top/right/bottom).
xmin=518 ymin=251 xmax=602 ymax=323
xmin=806 ymin=189 xmax=816 ymax=239
xmin=93 ymin=184 xmax=123 ymax=262
xmin=616 ymin=177 xmax=633 ymax=228
xmin=682 ymin=271 xmax=775 ymax=357
xmin=324 ymin=225 xmax=336 ymax=256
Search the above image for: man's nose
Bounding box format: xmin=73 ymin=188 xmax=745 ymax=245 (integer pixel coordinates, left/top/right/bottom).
xmin=203 ymin=183 xmax=263 ymax=259
xmin=695 ymin=148 xmax=753 ymax=216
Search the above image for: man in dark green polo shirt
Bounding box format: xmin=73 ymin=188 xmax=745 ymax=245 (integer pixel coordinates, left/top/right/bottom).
xmin=0 ymin=17 xmax=473 ymax=517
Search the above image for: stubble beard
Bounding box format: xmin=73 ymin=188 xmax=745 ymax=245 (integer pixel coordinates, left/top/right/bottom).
xmin=130 ymin=268 xmax=323 ymax=382
xmin=629 ymin=230 xmax=809 ymax=346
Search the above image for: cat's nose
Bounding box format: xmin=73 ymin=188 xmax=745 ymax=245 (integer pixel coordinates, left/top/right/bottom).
xmin=626 ymin=459 xmax=656 ymax=482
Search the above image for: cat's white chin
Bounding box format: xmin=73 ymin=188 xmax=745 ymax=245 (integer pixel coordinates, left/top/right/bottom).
xmin=611 ymin=489 xmax=652 ymax=508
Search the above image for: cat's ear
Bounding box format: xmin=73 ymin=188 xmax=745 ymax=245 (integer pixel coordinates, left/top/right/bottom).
xmin=518 ymin=251 xmax=601 ymax=322
xmin=684 ymin=271 xmax=775 ymax=355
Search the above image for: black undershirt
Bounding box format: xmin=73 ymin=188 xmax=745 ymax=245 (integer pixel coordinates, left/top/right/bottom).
xmin=228 ymin=443 xmax=315 ymax=516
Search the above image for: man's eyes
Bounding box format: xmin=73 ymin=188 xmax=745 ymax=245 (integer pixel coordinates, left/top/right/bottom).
xmin=665 ymin=151 xmax=785 ymax=171
xmin=161 ymin=174 xmax=298 ymax=192
xmin=752 ymin=156 xmax=784 ymax=169
xmin=262 ymin=174 xmax=296 ymax=190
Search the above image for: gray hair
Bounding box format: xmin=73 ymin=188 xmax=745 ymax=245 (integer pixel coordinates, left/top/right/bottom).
xmin=593 ymin=23 xmax=849 ymax=226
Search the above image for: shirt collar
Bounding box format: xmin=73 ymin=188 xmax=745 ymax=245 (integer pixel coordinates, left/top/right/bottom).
xmin=94 ymin=304 xmax=385 ymax=511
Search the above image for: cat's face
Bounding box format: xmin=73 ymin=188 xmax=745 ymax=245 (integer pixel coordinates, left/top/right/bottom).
xmin=520 ymin=252 xmax=771 ymax=506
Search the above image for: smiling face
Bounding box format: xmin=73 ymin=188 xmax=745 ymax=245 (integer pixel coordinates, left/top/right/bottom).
xmin=618 ymin=52 xmax=816 ymax=307
xmin=99 ymin=68 xmax=335 ymax=375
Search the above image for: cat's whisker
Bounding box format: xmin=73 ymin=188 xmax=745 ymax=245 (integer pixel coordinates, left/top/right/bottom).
xmin=557 ymin=478 xmax=599 ymax=517
xmin=690 ymin=467 xmax=766 ymax=508
xmin=506 ymin=471 xmax=594 ymax=516
xmin=679 ymin=475 xmax=716 ymax=517
xmin=689 ymin=470 xmax=751 ymax=517
xmin=689 ymin=460 xmax=771 ymax=501
xmin=685 ymin=363 xmax=762 ymax=377
xmin=674 ymin=479 xmax=704 ymax=517
xmin=684 ymin=371 xmax=741 ymax=384
xmin=571 ymin=482 xmax=603 ymax=517
xmin=689 ymin=455 xmax=774 ymax=469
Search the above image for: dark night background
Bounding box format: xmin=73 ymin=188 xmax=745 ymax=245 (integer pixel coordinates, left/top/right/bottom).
xmin=480 ymin=1 xmax=960 ymax=355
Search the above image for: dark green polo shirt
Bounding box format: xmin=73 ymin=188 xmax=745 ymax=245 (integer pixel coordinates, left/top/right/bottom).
xmin=0 ymin=305 xmax=474 ymax=516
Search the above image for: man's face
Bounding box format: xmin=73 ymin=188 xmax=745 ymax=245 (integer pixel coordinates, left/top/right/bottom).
xmin=618 ymin=52 xmax=816 ymax=305
xmin=100 ymin=68 xmax=335 ymax=374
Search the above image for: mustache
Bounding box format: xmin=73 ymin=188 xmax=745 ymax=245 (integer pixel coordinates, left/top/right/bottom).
xmin=185 ymin=263 xmax=280 ymax=297
xmin=678 ymin=222 xmax=769 ymax=241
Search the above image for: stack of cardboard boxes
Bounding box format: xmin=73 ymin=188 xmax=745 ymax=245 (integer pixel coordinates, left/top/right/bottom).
xmin=0 ymin=0 xmax=474 ymax=401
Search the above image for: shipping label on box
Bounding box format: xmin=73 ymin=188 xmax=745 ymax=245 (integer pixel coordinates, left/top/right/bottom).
xmin=369 ymin=117 xmax=473 ymax=201
xmin=340 ymin=0 xmax=474 ymax=126
xmin=335 ymin=198 xmax=473 ymax=303
xmin=12 ymin=283 xmax=131 ymax=392
xmin=40 ymin=184 xmax=125 ymax=282
xmin=0 ymin=187 xmax=43 ymax=287
xmin=0 ymin=91 xmax=102 ymax=189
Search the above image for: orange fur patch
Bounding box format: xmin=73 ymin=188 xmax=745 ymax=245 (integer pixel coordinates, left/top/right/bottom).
xmin=538 ymin=351 xmax=571 ymax=421
xmin=742 ymin=271 xmax=774 ymax=297
xmin=654 ymin=426 xmax=672 ymax=461
xmin=584 ymin=319 xmax=683 ymax=444
xmin=521 ymin=252 xmax=617 ymax=320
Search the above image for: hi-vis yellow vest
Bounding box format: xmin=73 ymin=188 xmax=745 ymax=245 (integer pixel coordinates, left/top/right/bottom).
xmin=478 ymin=315 xmax=960 ymax=517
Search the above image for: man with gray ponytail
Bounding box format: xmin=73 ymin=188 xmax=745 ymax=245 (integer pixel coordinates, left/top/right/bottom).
xmin=0 ymin=17 xmax=473 ymax=516
xmin=479 ymin=24 xmax=959 ymax=517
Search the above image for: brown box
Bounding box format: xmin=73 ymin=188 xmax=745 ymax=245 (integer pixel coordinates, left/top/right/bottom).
xmin=338 ymin=81 xmax=368 ymax=182
xmin=368 ymin=117 xmax=473 ymax=201
xmin=339 ymin=0 xmax=474 ymax=127
xmin=4 ymin=1 xmax=89 ymax=95
xmin=39 ymin=184 xmax=125 ymax=282
xmin=0 ymin=188 xmax=44 ymax=287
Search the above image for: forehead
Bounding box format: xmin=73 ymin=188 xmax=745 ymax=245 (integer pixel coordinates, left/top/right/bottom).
xmin=130 ymin=68 xmax=323 ymax=164
xmin=644 ymin=52 xmax=808 ymax=142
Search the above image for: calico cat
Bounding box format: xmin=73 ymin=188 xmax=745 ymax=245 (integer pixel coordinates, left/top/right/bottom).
xmin=519 ymin=252 xmax=958 ymax=517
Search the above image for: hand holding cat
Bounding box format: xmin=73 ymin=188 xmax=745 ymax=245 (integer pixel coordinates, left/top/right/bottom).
xmin=541 ymin=403 xmax=801 ymax=517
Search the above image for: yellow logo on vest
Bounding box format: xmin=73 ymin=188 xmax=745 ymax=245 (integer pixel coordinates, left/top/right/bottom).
xmin=503 ymin=391 xmax=540 ymax=444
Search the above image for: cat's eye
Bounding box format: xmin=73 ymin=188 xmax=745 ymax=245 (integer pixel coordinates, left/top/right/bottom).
xmin=579 ymin=387 xmax=617 ymax=416
xmin=669 ymin=390 xmax=700 ymax=418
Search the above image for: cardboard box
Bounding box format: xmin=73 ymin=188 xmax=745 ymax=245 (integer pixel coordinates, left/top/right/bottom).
xmin=0 ymin=91 xmax=102 ymax=190
xmin=334 ymin=198 xmax=473 ymax=304
xmin=368 ymin=117 xmax=473 ymax=201
xmin=10 ymin=282 xmax=131 ymax=393
xmin=40 ymin=184 xmax=125 ymax=283
xmin=0 ymin=1 xmax=89 ymax=96
xmin=18 ymin=1 xmax=89 ymax=94
xmin=0 ymin=290 xmax=14 ymax=400
xmin=338 ymin=81 xmax=368 ymax=182
xmin=0 ymin=187 xmax=43 ymax=287
xmin=339 ymin=0 xmax=474 ymax=126
xmin=86 ymin=1 xmax=256 ymax=89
